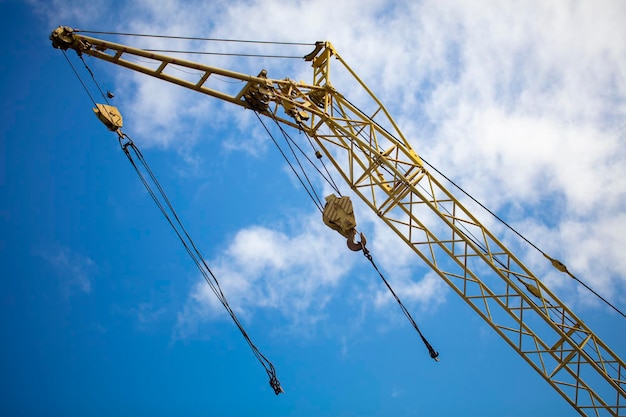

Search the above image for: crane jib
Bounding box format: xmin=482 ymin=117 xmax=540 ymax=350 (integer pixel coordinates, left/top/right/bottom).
xmin=50 ymin=25 xmax=626 ymax=416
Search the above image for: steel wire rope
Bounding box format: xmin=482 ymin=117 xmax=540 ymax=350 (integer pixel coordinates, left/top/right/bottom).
xmin=253 ymin=97 xmax=440 ymax=360
xmin=302 ymin=132 xmax=343 ymax=197
xmin=269 ymin=116 xmax=342 ymax=197
xmin=253 ymin=112 xmax=324 ymax=213
xmin=162 ymin=63 xmax=204 ymax=76
xmin=76 ymin=30 xmax=312 ymax=59
xmin=360 ymin=245 xmax=439 ymax=361
xmin=261 ymin=102 xmax=439 ymax=356
xmin=268 ymin=116 xmax=325 ymax=210
xmin=60 ymin=51 xmax=283 ymax=395
xmin=254 ymin=109 xmax=435 ymax=368
xmin=310 ymin=100 xmax=439 ymax=359
xmin=143 ymin=49 xmax=305 ymax=59
xmin=78 ymin=54 xmax=111 ymax=104
xmin=339 ymin=95 xmax=626 ymax=319
xmin=62 ymin=50 xmax=97 ymax=106
xmin=76 ymin=30 xmax=315 ymax=46
xmin=119 ymin=134 xmax=283 ymax=395
xmin=317 ymin=110 xmax=437 ymax=347
xmin=257 ymin=106 xmax=440 ymax=361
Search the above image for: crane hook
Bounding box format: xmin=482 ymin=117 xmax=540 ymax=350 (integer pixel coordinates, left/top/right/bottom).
xmin=347 ymin=228 xmax=367 ymax=251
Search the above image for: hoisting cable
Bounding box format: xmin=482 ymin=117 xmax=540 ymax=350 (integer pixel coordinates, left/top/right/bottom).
xmin=253 ymin=111 xmax=324 ymax=213
xmin=75 ymin=30 xmax=316 ymax=46
xmin=360 ymin=241 xmax=439 ymax=361
xmin=321 ymin=192 xmax=439 ymax=361
xmin=267 ymin=114 xmax=326 ymax=209
xmin=352 ymin=240 xmax=439 ymax=362
xmin=62 ymin=48 xmax=283 ymax=393
xmin=73 ymin=30 xmax=313 ymax=59
xmin=280 ymin=119 xmax=343 ymax=197
xmin=62 ymin=50 xmax=97 ymax=107
xmin=78 ymin=54 xmax=111 ymax=105
xmin=253 ymin=108 xmax=439 ymax=359
xmin=118 ymin=133 xmax=283 ymax=394
xmin=264 ymin=111 xmax=343 ymax=197
xmin=142 ymin=49 xmax=306 ymax=59
xmin=303 ymin=133 xmax=343 ymax=197
xmin=254 ymin=99 xmax=439 ymax=360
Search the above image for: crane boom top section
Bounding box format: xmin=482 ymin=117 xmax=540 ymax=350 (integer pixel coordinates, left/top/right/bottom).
xmin=50 ymin=26 xmax=626 ymax=416
xmin=49 ymin=27 xmax=417 ymax=152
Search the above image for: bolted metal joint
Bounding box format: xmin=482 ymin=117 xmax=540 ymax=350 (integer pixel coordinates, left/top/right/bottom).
xmin=243 ymin=70 xmax=273 ymax=112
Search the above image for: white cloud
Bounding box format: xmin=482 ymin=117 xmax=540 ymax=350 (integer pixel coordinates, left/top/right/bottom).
xmin=42 ymin=0 xmax=626 ymax=326
xmin=373 ymin=272 xmax=447 ymax=312
xmin=175 ymin=214 xmax=357 ymax=338
xmin=29 ymin=0 xmax=110 ymax=26
xmin=38 ymin=245 xmax=96 ymax=297
xmin=175 ymin=194 xmax=451 ymax=339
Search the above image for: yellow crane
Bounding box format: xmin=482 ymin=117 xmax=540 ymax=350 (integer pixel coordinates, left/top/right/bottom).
xmin=50 ymin=26 xmax=625 ymax=417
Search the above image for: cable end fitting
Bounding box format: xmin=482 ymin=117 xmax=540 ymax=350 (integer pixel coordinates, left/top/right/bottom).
xmin=544 ymin=254 xmax=568 ymax=273
xmin=269 ymin=375 xmax=284 ymax=395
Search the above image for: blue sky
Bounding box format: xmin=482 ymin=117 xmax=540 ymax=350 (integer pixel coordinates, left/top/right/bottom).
xmin=2 ymin=1 xmax=625 ymax=416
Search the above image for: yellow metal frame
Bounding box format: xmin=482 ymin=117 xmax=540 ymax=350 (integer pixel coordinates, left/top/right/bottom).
xmin=51 ymin=26 xmax=625 ymax=416
xmin=303 ymin=47 xmax=625 ymax=416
